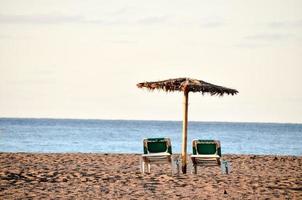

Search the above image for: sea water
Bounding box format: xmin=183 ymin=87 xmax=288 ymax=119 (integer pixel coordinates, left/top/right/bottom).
xmin=0 ymin=118 xmax=301 ymax=155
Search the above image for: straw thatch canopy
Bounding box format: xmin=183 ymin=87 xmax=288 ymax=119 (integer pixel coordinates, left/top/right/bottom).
xmin=137 ymin=77 xmax=238 ymax=96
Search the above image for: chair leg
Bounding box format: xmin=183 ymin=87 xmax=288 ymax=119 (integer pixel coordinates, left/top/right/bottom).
xmin=188 ymin=162 xmax=193 ymax=174
xmin=147 ymin=163 xmax=151 ymax=173
xmin=176 ymin=159 xmax=180 ymax=175
xmin=194 ymin=164 xmax=197 ymax=174
xmin=140 ymin=158 xmax=145 ymax=174
xmin=191 ymin=158 xmax=197 ymax=174
xmin=217 ymin=158 xmax=221 ymax=165
xmin=171 ymin=160 xmax=174 ymax=175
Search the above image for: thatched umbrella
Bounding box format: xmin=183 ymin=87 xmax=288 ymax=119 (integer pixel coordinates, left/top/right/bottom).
xmin=137 ymin=77 xmax=238 ymax=174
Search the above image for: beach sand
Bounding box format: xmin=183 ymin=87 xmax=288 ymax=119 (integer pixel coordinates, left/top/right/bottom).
xmin=0 ymin=153 xmax=301 ymax=199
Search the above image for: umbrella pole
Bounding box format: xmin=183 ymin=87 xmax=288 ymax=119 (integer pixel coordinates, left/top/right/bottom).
xmin=182 ymin=90 xmax=189 ymax=174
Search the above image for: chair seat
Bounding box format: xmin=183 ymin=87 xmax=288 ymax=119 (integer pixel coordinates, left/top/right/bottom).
xmin=191 ymin=154 xmax=220 ymax=158
xmin=142 ymin=152 xmax=171 ymax=157
xmin=142 ymin=152 xmax=172 ymax=164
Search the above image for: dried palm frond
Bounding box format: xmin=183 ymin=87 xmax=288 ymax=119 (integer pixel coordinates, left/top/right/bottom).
xmin=137 ymin=77 xmax=238 ymax=96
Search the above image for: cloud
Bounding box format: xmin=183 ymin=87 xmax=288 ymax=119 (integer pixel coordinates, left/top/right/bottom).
xmin=0 ymin=34 xmax=13 ymax=39
xmin=110 ymin=6 xmax=131 ymax=16
xmin=80 ymin=15 xmax=168 ymax=26
xmin=0 ymin=11 xmax=223 ymax=28
xmin=268 ymin=20 xmax=302 ymax=28
xmin=236 ymin=33 xmax=295 ymax=49
xmin=0 ymin=13 xmax=84 ymax=24
xmin=200 ymin=19 xmax=224 ymax=28
xmin=137 ymin=16 xmax=169 ymax=25
xmin=0 ymin=13 xmax=169 ymax=26
xmin=233 ymin=43 xmax=270 ymax=49
xmin=244 ymin=33 xmax=293 ymax=41
xmin=0 ymin=33 xmax=32 ymax=40
xmin=109 ymin=40 xmax=138 ymax=44
xmin=82 ymin=19 xmax=106 ymax=25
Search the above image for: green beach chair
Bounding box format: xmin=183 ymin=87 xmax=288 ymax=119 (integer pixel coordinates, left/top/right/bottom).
xmin=141 ymin=137 xmax=179 ymax=174
xmin=190 ymin=139 xmax=221 ymax=174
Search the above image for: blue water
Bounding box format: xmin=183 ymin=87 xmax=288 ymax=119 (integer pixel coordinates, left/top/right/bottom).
xmin=0 ymin=118 xmax=301 ymax=155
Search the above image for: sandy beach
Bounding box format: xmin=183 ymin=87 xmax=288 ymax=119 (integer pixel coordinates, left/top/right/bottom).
xmin=0 ymin=153 xmax=301 ymax=199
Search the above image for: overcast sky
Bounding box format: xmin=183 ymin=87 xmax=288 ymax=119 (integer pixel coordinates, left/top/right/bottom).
xmin=0 ymin=0 xmax=301 ymax=123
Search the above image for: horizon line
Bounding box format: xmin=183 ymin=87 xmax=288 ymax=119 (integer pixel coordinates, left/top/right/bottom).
xmin=0 ymin=116 xmax=301 ymax=125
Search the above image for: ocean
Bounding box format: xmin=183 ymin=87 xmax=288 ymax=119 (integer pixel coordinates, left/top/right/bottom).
xmin=0 ymin=118 xmax=301 ymax=155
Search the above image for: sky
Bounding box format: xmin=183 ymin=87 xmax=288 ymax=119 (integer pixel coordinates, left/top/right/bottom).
xmin=0 ymin=0 xmax=301 ymax=123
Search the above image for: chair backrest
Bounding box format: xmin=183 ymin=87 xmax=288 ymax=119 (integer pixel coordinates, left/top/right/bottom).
xmin=192 ymin=140 xmax=221 ymax=156
xmin=143 ymin=138 xmax=172 ymax=154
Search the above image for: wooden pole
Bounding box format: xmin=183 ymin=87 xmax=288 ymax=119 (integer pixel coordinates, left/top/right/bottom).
xmin=182 ymin=89 xmax=189 ymax=174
